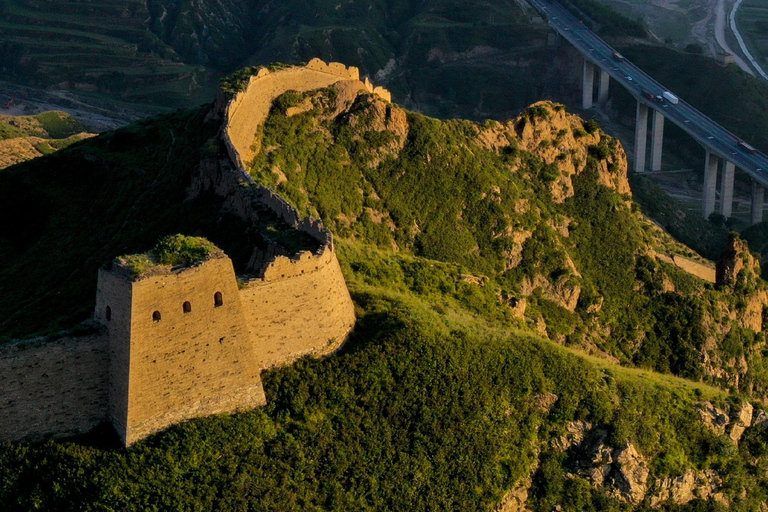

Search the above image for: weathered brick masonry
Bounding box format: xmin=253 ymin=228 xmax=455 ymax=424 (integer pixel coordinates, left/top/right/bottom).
xmin=0 ymin=60 xmax=384 ymax=446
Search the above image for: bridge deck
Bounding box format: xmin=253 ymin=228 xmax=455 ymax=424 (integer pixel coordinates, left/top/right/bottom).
xmin=528 ymin=0 xmax=768 ymax=188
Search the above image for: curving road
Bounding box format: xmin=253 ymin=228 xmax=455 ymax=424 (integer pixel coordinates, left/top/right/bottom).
xmin=528 ymin=0 xmax=768 ymax=188
xmin=716 ymin=0 xmax=755 ymax=76
xmin=729 ymin=0 xmax=768 ymax=80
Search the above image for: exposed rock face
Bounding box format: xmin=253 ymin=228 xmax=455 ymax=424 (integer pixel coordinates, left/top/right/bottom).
xmin=534 ymin=393 xmax=559 ymax=413
xmin=495 ymin=475 xmax=534 ymax=512
xmin=476 ymin=101 xmax=631 ymax=203
xmin=337 ymin=93 xmax=409 ymax=164
xmin=546 ymin=420 xmax=735 ymax=508
xmin=729 ymin=401 xmax=754 ymax=443
xmin=650 ymin=470 xmax=724 ymax=507
xmin=716 ymin=235 xmax=761 ymax=287
xmin=572 ymin=433 xmax=650 ymax=505
xmin=698 ymin=401 xmax=730 ymax=435
xmin=753 ymin=409 xmax=768 ymax=428
xmin=611 ymin=444 xmax=650 ymax=505
xmin=551 ymin=420 xmax=592 ymax=451
xmin=521 ymin=274 xmax=581 ymax=313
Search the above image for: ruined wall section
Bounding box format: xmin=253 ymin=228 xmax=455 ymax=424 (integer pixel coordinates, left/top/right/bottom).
xmin=0 ymin=332 xmax=109 ymax=442
xmin=240 ymin=249 xmax=357 ymax=368
xmin=107 ymin=255 xmax=266 ymax=446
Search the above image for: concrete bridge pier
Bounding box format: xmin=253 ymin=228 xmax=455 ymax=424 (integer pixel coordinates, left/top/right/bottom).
xmin=598 ymin=69 xmax=610 ymax=105
xmin=582 ymin=60 xmax=595 ymax=109
xmin=703 ymin=151 xmax=719 ymax=219
xmin=720 ymin=160 xmax=735 ymax=218
xmin=634 ymin=101 xmax=649 ymax=172
xmin=752 ymin=180 xmax=765 ymax=224
xmin=650 ymin=110 xmax=664 ymax=172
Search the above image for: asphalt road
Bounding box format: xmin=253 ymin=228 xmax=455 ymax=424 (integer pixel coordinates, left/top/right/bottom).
xmin=528 ymin=0 xmax=768 ymax=188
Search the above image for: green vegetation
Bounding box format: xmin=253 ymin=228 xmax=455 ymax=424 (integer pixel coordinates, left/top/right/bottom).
xmin=0 ymin=107 xmax=315 ymax=340
xmin=115 ymin=235 xmax=218 ymax=278
xmin=0 ymin=121 xmax=26 ymax=141
xmin=250 ymin=88 xmax=762 ymax=385
xmin=629 ymin=173 xmax=728 ymax=262
xmin=4 ymin=75 xmax=768 ymax=510
xmin=564 ymin=0 xmax=647 ymax=38
xmin=154 ymin=234 xmax=217 ymax=267
xmin=220 ymin=66 xmax=265 ymax=94
xmin=0 ymin=0 xmax=217 ymax=107
xmin=5 ymin=239 xmax=766 ymax=512
xmin=0 ymin=111 xmax=89 ymax=141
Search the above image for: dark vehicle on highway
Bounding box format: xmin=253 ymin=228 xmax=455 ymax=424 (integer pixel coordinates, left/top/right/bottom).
xmin=738 ymin=139 xmax=757 ymax=154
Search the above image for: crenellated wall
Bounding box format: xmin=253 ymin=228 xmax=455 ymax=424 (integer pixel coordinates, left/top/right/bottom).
xmin=223 ymin=58 xmax=391 ymax=169
xmin=0 ymin=59 xmax=366 ymax=446
xmin=240 ymin=248 xmax=357 ymax=368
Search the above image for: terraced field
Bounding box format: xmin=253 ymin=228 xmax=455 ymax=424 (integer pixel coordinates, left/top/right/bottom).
xmin=0 ymin=0 xmax=218 ymax=108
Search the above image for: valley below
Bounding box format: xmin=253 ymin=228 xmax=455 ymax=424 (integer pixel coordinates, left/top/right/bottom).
xmin=4 ymin=1 xmax=768 ymax=510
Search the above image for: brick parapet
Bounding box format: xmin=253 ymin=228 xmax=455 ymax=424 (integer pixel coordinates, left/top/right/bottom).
xmin=217 ymin=58 xmax=392 ymax=278
xmin=0 ymin=60 xmax=367 ymax=447
xmin=0 ymin=331 xmax=109 ymax=442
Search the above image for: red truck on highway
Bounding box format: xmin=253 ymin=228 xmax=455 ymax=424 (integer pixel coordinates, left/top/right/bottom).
xmin=738 ymin=139 xmax=757 ymax=154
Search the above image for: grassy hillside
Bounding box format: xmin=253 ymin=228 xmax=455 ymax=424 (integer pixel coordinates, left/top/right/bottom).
xmin=0 ymin=0 xmax=217 ymax=107
xmin=0 ymin=111 xmax=88 ymax=140
xmin=4 ymin=240 xmax=763 ymax=512
xmin=3 ymin=80 xmax=768 ymax=510
xmin=248 ymin=85 xmax=768 ymax=392
xmin=0 ymin=111 xmax=95 ymax=168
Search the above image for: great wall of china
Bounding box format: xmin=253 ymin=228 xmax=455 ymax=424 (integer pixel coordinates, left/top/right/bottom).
xmin=0 ymin=59 xmax=391 ymax=447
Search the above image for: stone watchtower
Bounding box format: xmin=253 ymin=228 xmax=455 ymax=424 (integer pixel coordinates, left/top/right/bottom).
xmin=94 ymin=251 xmax=266 ymax=446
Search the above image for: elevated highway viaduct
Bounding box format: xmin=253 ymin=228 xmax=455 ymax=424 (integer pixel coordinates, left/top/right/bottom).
xmin=528 ymin=0 xmax=768 ymax=224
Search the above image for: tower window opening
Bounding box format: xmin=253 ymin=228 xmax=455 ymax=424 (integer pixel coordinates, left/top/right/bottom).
xmin=152 ymin=311 xmax=162 ymax=322
xmin=105 ymin=306 xmax=112 ymax=321
xmin=183 ymin=301 xmax=192 ymax=314
xmin=214 ymin=292 xmax=223 ymax=307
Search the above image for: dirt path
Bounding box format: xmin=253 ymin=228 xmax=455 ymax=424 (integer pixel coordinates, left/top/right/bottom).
xmin=690 ymin=0 xmax=720 ymax=54
xmin=715 ymin=0 xmax=756 ymax=74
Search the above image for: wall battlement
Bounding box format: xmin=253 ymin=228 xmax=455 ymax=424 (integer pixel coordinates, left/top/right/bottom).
xmin=223 ymin=58 xmax=392 ymax=170
xmin=0 ymin=59 xmax=364 ymax=447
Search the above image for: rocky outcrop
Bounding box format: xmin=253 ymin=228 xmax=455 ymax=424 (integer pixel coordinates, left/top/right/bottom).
xmin=696 ymin=400 xmax=754 ymax=444
xmin=649 ymin=470 xmax=724 ymax=507
xmin=476 ymin=101 xmax=630 ymax=203
xmin=729 ymin=401 xmax=754 ymax=444
xmin=698 ymin=401 xmax=730 ymax=435
xmin=521 ymin=273 xmax=581 ymax=313
xmin=573 ymin=435 xmax=650 ymax=505
xmin=495 ymin=474 xmax=535 ymax=512
xmin=716 ymin=234 xmax=761 ymax=287
xmin=551 ymin=420 xmax=592 ymax=451
xmin=553 ymin=420 xmax=734 ymax=507
xmin=611 ymin=444 xmax=651 ymax=505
